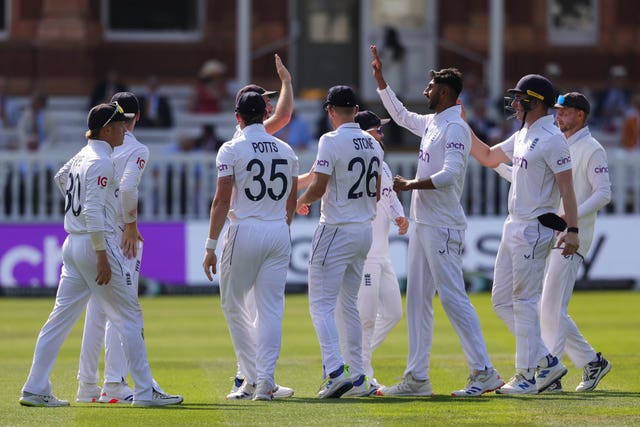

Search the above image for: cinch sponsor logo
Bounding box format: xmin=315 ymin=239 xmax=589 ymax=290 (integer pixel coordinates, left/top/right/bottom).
xmin=446 ymin=142 xmax=465 ymax=150
xmin=316 ymin=159 xmax=329 ymax=167
xmin=217 ymin=164 xmax=228 ymax=172
xmin=595 ymin=166 xmax=609 ymax=174
xmin=418 ymin=149 xmax=430 ymax=162
xmin=97 ymin=176 xmax=108 ymax=187
xmin=513 ymin=156 xmax=528 ymax=169
xmin=136 ymin=157 xmax=146 ymax=170
xmin=381 ymin=186 xmax=393 ymax=197
xmin=556 ymin=156 xmax=571 ymax=166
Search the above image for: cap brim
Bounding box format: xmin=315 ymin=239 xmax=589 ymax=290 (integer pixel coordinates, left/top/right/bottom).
xmin=380 ymin=118 xmax=391 ymax=125
xmin=507 ymin=88 xmax=524 ymax=95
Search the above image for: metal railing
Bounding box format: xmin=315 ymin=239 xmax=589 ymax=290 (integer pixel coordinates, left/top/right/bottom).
xmin=2 ymin=149 xmax=639 ymax=222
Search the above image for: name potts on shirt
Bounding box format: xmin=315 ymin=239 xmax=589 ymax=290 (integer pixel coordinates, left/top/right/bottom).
xmin=252 ymin=141 xmax=279 ymax=153
xmin=353 ymin=137 xmax=375 ymax=150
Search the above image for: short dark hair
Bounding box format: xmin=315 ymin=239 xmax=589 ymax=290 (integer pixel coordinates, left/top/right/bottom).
xmin=430 ymin=68 xmax=463 ymax=97
xmin=239 ymin=111 xmax=264 ymax=126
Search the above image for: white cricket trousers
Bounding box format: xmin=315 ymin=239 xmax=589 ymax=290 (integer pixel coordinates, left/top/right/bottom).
xmin=77 ymin=240 xmax=143 ymax=385
xmin=540 ymin=249 xmax=596 ymax=368
xmin=308 ymin=222 xmax=372 ymax=379
xmin=219 ymin=219 xmax=291 ymax=387
xmin=337 ymin=257 xmax=402 ymax=379
xmin=405 ymin=223 xmax=492 ymax=379
xmin=22 ymin=234 xmax=154 ymax=400
xmin=492 ymin=216 xmax=554 ymax=371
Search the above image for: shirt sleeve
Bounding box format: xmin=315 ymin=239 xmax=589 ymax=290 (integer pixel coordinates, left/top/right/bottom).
xmin=545 ymin=135 xmax=573 ymax=174
xmin=83 ymin=159 xmax=112 ymax=233
xmin=494 ymin=131 xmax=518 ymax=161
xmin=119 ymin=146 xmax=149 ymax=192
xmin=430 ymin=123 xmax=470 ymax=189
xmin=579 ymin=148 xmax=612 ymax=218
xmin=377 ymin=86 xmax=429 ymax=138
xmin=54 ymin=157 xmax=74 ymax=197
xmin=216 ymin=144 xmax=234 ymax=177
xmin=313 ymin=135 xmax=334 ymax=176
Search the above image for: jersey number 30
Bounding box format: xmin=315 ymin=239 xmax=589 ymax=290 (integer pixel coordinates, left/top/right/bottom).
xmin=64 ymin=172 xmax=82 ymax=217
xmin=348 ymin=156 xmax=379 ymax=199
xmin=245 ymin=158 xmax=289 ymax=201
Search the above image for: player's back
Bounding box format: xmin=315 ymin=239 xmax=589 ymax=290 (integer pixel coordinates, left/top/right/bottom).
xmin=315 ymin=123 xmax=382 ymax=225
xmin=217 ymin=124 xmax=298 ymax=223
xmin=62 ymin=140 xmax=118 ymax=237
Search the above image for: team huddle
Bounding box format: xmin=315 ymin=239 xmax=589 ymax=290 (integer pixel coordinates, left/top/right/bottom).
xmin=19 ymin=46 xmax=611 ymax=406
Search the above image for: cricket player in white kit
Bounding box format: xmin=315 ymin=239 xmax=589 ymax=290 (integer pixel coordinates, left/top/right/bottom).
xmin=337 ymin=111 xmax=407 ymax=396
xmin=203 ymin=92 xmax=299 ymax=401
xmin=76 ymin=93 xmax=181 ymax=404
xmin=540 ymin=92 xmax=612 ymax=392
xmin=469 ymin=74 xmax=580 ymax=394
xmin=227 ymin=54 xmax=295 ymax=396
xmin=20 ymin=102 xmax=181 ymax=407
xmin=297 ymin=85 xmax=382 ymax=399
xmin=370 ymin=46 xmax=503 ymax=397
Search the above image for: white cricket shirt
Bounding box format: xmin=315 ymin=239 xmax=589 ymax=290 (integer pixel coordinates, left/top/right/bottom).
xmin=216 ymin=123 xmax=299 ymax=223
xmin=496 ymin=115 xmax=573 ymax=220
xmin=377 ymin=86 xmax=471 ymax=229
xmin=368 ymin=160 xmax=405 ymax=260
xmin=557 ymin=126 xmax=611 ymax=253
xmin=54 ymin=139 xmax=118 ymax=237
xmin=112 ymin=130 xmax=149 ymax=226
xmin=313 ymin=122 xmax=383 ymax=225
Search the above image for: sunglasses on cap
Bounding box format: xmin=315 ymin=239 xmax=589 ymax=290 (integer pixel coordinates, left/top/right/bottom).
xmin=103 ymin=101 xmax=125 ymax=128
xmin=366 ymin=127 xmax=383 ymax=134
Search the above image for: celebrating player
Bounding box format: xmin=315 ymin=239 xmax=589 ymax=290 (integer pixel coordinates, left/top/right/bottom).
xmin=370 ymin=45 xmax=503 ymax=397
xmin=468 ymin=74 xmax=579 ymax=394
xmin=337 ymin=110 xmax=407 ymax=396
xmin=75 ymin=92 xmax=181 ymax=404
xmin=203 ymin=92 xmax=298 ymax=401
xmin=297 ymin=85 xmax=382 ymax=398
xmin=540 ymin=92 xmax=612 ymax=392
xmin=20 ymin=102 xmax=182 ymax=407
xmin=226 ymin=54 xmax=295 ymax=399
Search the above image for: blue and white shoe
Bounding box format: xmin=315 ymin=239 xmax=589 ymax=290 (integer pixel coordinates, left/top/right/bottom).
xmin=451 ymin=368 xmax=505 ymax=397
xmin=496 ymin=374 xmax=537 ymax=394
xmin=576 ymin=353 xmax=611 ymax=392
xmin=226 ymin=381 xmax=255 ymax=400
xmin=318 ymin=365 xmax=352 ymax=399
xmin=536 ymin=356 xmax=568 ymax=393
xmin=229 ymin=376 xmax=245 ymax=394
xmin=342 ymin=374 xmax=373 ymax=397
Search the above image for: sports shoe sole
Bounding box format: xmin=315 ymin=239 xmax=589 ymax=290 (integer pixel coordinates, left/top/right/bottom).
xmin=451 ymin=381 xmax=505 ymax=397
xmin=320 ymin=382 xmax=353 ymax=399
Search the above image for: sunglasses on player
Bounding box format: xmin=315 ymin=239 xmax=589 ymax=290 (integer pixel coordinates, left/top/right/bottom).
xmin=102 ymin=102 xmax=125 ymax=128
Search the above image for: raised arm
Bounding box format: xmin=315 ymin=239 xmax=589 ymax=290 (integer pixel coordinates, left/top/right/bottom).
xmin=469 ymin=128 xmax=510 ymax=168
xmin=264 ymin=53 xmax=293 ymax=135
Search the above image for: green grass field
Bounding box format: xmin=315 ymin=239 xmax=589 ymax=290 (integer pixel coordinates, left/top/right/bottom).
xmin=1 ymin=291 xmax=639 ymax=426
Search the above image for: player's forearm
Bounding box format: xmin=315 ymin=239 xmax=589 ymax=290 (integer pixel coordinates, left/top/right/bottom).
xmin=558 ymin=176 xmax=579 ymax=228
xmin=120 ymin=188 xmax=139 ymax=223
xmin=208 ymin=198 xmax=230 ymax=240
xmin=407 ymin=178 xmax=436 ymax=190
xmin=264 ymin=76 xmax=293 ymax=135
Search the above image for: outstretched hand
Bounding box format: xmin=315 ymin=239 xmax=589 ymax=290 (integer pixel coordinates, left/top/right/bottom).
xmin=370 ymin=45 xmax=387 ymax=89
xmin=274 ymin=53 xmax=291 ymax=83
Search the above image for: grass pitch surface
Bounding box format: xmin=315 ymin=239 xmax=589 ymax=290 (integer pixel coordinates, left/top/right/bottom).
xmin=1 ymin=291 xmax=639 ymax=426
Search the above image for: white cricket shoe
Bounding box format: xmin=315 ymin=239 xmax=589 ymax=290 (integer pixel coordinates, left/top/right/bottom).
xmin=99 ymin=380 xmax=134 ymax=404
xmin=19 ymin=392 xmax=70 ymax=407
xmin=576 ymin=353 xmax=611 ymax=392
xmin=318 ymin=367 xmax=352 ymax=399
xmin=132 ymin=388 xmax=183 ymax=407
xmin=536 ymin=356 xmax=568 ymax=393
xmin=451 ymin=368 xmax=505 ymax=397
xmin=495 ymin=374 xmax=537 ymax=394
xmin=376 ymin=372 xmax=433 ymax=397
xmin=226 ymin=381 xmax=255 ymax=400
xmin=229 ymin=376 xmax=245 ymax=394
xmin=272 ymin=384 xmax=294 ymax=399
xmin=76 ymin=382 xmax=101 ymax=403
xmin=252 ymin=380 xmax=274 ymax=401
xmin=342 ymin=375 xmax=374 ymax=397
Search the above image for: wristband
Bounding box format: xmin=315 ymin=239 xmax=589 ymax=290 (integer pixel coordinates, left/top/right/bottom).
xmin=567 ymin=227 xmax=579 ymax=234
xmin=205 ymin=238 xmax=218 ymax=250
